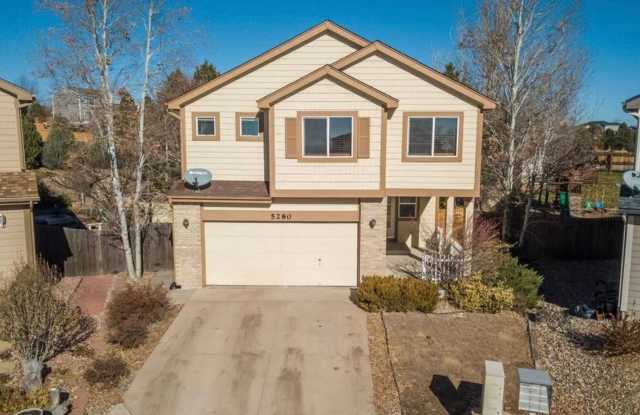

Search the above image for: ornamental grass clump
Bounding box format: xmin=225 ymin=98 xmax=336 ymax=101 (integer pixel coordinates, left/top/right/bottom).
xmin=0 ymin=261 xmax=95 ymax=392
xmin=356 ymin=276 xmax=439 ymax=313
xmin=83 ymin=354 xmax=130 ymax=388
xmin=602 ymin=315 xmax=640 ymax=356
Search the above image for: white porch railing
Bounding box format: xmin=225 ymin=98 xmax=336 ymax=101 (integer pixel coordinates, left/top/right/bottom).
xmin=421 ymin=241 xmax=465 ymax=284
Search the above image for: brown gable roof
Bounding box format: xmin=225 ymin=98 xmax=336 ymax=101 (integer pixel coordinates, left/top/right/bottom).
xmin=0 ymin=78 xmax=35 ymax=103
xmin=169 ymin=180 xmax=270 ymax=202
xmin=332 ymin=41 xmax=497 ymax=110
xmin=0 ymin=171 xmax=39 ymax=203
xmin=167 ymin=21 xmax=370 ymax=110
xmin=257 ymin=65 xmax=399 ymax=109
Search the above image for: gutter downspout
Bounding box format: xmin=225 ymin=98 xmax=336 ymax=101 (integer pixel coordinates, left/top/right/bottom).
xmin=634 ymin=110 xmax=640 ymax=172
xmin=618 ymin=214 xmax=628 ymax=313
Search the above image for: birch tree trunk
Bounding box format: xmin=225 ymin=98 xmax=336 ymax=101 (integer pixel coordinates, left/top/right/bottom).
xmin=91 ymin=0 xmax=136 ymax=278
xmin=132 ymin=0 xmax=155 ymax=278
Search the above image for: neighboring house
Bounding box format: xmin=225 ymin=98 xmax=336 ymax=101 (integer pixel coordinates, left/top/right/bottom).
xmin=618 ymin=94 xmax=640 ymax=314
xmin=166 ymin=21 xmax=496 ymax=288
xmin=52 ymin=87 xmax=98 ymax=127
xmin=0 ymin=78 xmax=39 ymax=280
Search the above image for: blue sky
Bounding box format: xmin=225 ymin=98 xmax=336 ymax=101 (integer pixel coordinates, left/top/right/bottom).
xmin=1 ymin=0 xmax=638 ymax=124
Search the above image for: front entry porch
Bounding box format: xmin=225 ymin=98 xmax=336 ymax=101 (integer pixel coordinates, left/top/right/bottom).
xmin=383 ymin=196 xmax=474 ymax=277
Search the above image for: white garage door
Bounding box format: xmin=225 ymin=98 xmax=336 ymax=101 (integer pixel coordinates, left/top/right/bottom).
xmin=204 ymin=222 xmax=358 ymax=286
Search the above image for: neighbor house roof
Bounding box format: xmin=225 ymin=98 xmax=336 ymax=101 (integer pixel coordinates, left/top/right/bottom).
xmin=332 ymin=41 xmax=496 ymax=110
xmin=0 ymin=78 xmax=35 ymax=103
xmin=257 ymin=65 xmax=399 ymax=109
xmin=0 ymin=171 xmax=39 ymax=204
xmin=167 ymin=21 xmax=370 ymax=110
xmin=624 ymin=95 xmax=640 ymax=112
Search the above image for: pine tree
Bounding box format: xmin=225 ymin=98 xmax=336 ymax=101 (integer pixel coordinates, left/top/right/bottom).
xmin=192 ymin=60 xmax=219 ymax=87
xmin=21 ymin=113 xmax=43 ymax=169
xmin=443 ymin=62 xmax=461 ymax=81
xmin=42 ymin=118 xmax=74 ymax=169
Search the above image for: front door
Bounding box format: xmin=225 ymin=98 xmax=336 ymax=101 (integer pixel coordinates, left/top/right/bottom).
xmin=387 ymin=197 xmax=396 ymax=240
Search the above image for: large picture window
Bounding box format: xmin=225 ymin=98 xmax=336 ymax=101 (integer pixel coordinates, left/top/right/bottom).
xmin=303 ymin=116 xmax=353 ymax=157
xmin=407 ymin=115 xmax=459 ymax=157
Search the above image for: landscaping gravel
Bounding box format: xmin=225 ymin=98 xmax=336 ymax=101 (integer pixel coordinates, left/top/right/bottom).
xmin=534 ymin=301 xmax=640 ymax=414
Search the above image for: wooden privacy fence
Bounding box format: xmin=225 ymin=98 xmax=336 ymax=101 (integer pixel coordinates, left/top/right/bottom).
xmin=35 ymin=224 xmax=173 ymax=277
xmin=519 ymin=214 xmax=623 ymax=261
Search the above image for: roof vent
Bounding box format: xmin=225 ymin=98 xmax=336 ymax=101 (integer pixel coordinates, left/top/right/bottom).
xmin=184 ymin=168 xmax=212 ymax=191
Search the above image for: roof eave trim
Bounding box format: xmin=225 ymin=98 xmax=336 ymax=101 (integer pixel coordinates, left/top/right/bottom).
xmin=0 ymin=196 xmax=40 ymax=205
xmin=166 ymin=21 xmax=370 ymax=110
xmin=332 ymin=42 xmax=497 ymax=110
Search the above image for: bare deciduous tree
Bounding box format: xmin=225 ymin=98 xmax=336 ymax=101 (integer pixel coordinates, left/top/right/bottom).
xmin=0 ymin=262 xmax=95 ymax=392
xmin=458 ymin=0 xmax=587 ymax=242
xmin=41 ymin=0 xmax=189 ymax=279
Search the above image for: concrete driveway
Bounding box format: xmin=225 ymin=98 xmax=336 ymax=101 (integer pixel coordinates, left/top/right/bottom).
xmin=124 ymin=287 xmax=374 ymax=415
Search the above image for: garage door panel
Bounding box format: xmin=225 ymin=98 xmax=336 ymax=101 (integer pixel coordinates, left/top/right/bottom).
xmin=205 ymin=222 xmax=357 ymax=286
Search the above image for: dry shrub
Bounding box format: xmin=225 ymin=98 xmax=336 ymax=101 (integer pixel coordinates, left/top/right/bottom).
xmin=448 ymin=274 xmax=514 ymax=313
xmin=106 ymin=282 xmax=170 ymax=349
xmin=0 ymin=384 xmax=49 ymax=413
xmin=0 ymin=262 xmax=95 ymax=391
xmin=602 ymin=316 xmax=640 ymax=356
xmin=356 ymin=276 xmax=439 ymax=313
xmin=83 ymin=354 xmax=130 ymax=388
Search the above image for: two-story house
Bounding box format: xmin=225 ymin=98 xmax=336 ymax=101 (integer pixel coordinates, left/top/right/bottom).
xmin=0 ymin=78 xmax=39 ymax=280
xmin=167 ymin=21 xmax=495 ymax=288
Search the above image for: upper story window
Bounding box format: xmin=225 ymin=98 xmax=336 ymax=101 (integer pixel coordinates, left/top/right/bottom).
xmin=192 ymin=112 xmax=220 ymax=141
xmin=197 ymin=116 xmax=216 ymax=136
xmin=236 ymin=112 xmax=263 ymax=142
xmin=303 ymin=116 xmax=353 ymax=157
xmin=404 ymin=113 xmax=462 ymax=161
xmin=240 ymin=117 xmax=259 ymax=137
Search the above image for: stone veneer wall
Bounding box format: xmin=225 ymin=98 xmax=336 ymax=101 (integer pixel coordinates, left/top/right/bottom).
xmin=172 ymin=204 xmax=203 ymax=288
xmin=359 ymin=198 xmax=387 ymax=276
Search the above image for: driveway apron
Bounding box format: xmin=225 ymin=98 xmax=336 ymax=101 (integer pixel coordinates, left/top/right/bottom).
xmin=124 ymin=287 xmax=374 ymax=415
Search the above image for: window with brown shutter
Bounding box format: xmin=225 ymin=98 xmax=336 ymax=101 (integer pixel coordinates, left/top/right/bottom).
xmin=284 ymin=117 xmax=298 ymax=159
xmin=358 ymin=117 xmax=370 ymax=159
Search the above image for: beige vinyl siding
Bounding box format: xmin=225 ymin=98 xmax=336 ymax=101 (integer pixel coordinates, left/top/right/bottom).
xmin=0 ymin=207 xmax=30 ymax=282
xmin=184 ymin=34 xmax=357 ymax=181
xmin=273 ymin=78 xmax=382 ymax=190
xmin=624 ymin=217 xmax=640 ymax=313
xmin=0 ymin=90 xmax=23 ymax=172
xmin=344 ymin=54 xmax=480 ymax=190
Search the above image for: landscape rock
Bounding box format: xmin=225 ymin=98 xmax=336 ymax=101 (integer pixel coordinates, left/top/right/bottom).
xmin=0 ymin=340 xmax=11 ymax=356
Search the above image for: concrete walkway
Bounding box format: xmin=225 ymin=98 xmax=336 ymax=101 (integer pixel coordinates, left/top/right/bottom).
xmin=124 ymin=287 xmax=374 ymax=415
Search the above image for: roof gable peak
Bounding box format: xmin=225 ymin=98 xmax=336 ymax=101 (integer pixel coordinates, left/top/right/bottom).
xmin=167 ymin=21 xmax=369 ymax=109
xmin=257 ymin=65 xmax=398 ymax=109
xmin=333 ymin=41 xmax=496 ymax=110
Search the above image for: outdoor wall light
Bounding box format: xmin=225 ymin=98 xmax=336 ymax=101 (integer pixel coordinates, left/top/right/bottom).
xmin=0 ymin=214 xmax=5 ymax=229
xmin=182 ymin=218 xmax=189 ymax=229
xmin=369 ymin=219 xmax=376 ymax=229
